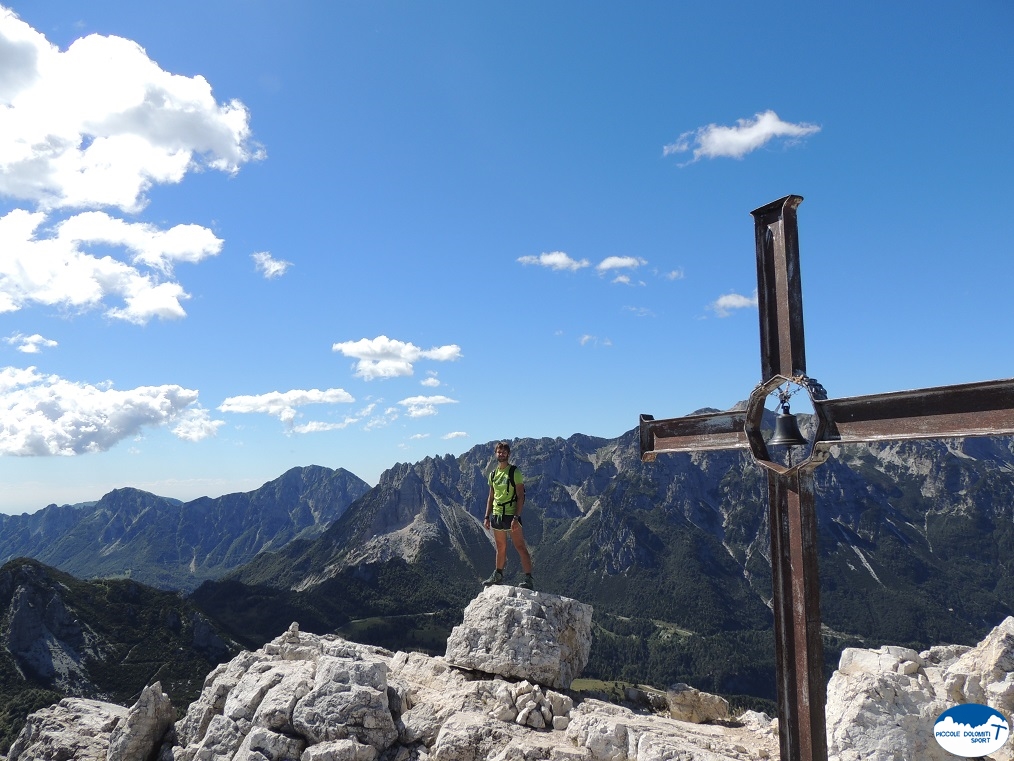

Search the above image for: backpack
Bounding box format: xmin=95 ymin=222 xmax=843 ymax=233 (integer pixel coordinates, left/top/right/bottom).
xmin=489 ymin=465 xmax=517 ymax=507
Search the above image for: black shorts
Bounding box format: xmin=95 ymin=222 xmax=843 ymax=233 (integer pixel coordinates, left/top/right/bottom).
xmin=490 ymin=513 xmax=522 ymax=532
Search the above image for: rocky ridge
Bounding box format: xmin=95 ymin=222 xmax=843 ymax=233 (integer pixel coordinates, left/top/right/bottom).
xmin=221 ymin=428 xmax=1014 ymax=653
xmin=6 ymin=587 xmax=1014 ymax=761
xmin=0 ymin=466 xmax=370 ymax=592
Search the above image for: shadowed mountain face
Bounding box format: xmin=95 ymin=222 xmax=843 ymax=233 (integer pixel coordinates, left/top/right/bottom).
xmin=0 ymin=465 xmax=370 ymax=591
xmin=0 ymin=558 xmax=240 ymax=754
xmin=201 ymin=426 xmax=1014 ymax=672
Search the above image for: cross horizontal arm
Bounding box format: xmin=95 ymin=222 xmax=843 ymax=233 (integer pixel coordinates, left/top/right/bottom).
xmin=640 ymin=411 xmax=749 ymax=460
xmin=814 ymin=378 xmax=1014 ymax=444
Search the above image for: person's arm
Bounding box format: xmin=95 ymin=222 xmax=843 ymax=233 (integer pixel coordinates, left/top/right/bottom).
xmin=484 ymin=486 xmax=494 ymax=526
xmin=515 ymin=482 xmax=525 ymax=515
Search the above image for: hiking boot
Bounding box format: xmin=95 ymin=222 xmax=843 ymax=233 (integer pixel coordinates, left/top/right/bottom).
xmin=518 ymin=574 xmax=534 ymax=591
xmin=482 ymin=569 xmax=503 ymax=587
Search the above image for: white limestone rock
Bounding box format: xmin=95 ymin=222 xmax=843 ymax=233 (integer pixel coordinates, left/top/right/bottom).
xmin=825 ymin=616 xmax=1014 ymax=761
xmin=946 ymin=615 xmax=1014 ymax=722
xmin=301 ymin=738 xmax=379 ymax=761
xmin=254 ymin=660 xmax=317 ymax=730
xmin=428 ymin=711 xmax=530 ymax=761
xmin=290 ymin=655 xmax=397 ymax=749
xmin=107 ymin=681 xmax=176 ymax=761
xmin=665 ymin=683 xmax=730 ymax=724
xmin=4 ymin=619 xmax=784 ymax=761
xmin=174 ymin=649 xmax=264 ymax=749
xmin=188 ymin=713 xmax=250 ymax=760
xmin=6 ymin=698 xmax=127 ymax=761
xmin=443 ymin=587 xmax=593 ymax=689
xmin=233 ymin=724 xmax=307 ymax=760
xmin=565 ymin=698 xmax=768 ymax=761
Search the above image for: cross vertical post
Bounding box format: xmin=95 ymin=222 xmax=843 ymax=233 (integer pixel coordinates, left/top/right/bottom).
xmin=768 ymin=470 xmax=826 ymax=761
xmin=752 ymin=196 xmax=827 ymax=761
xmin=638 ymin=194 xmax=1014 ymax=761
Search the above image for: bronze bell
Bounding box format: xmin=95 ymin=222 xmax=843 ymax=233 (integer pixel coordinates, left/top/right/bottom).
xmin=768 ymin=402 xmax=808 ymax=447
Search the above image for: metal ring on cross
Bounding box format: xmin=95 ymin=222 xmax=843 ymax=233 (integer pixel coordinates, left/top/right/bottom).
xmin=745 ymin=374 xmax=831 ymax=476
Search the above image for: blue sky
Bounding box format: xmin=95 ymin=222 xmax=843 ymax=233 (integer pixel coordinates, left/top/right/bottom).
xmin=1 ymin=2 xmax=1011 ymax=514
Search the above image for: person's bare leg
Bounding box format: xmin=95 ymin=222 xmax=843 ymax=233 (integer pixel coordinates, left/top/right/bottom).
xmin=511 ymin=522 xmax=532 ymax=574
xmin=495 ymin=530 xmax=508 ymax=571
xmin=483 ymin=530 xmax=510 ymax=586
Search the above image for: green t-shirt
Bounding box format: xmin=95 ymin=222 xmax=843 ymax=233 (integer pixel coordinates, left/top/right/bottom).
xmin=489 ymin=465 xmax=524 ymax=515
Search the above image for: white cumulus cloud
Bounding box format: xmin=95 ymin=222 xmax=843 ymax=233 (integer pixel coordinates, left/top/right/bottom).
xmin=517 ymin=251 xmax=590 ymax=272
xmin=0 ymin=7 xmax=261 ymax=212
xmin=218 ymin=388 xmax=355 ymax=426
xmin=398 ymin=395 xmax=457 ymax=418
xmin=252 ymin=251 xmax=292 ymax=279
xmin=0 ymin=10 xmax=256 ymax=325
xmin=171 ymin=407 xmax=224 ymax=442
xmin=0 ymin=208 xmax=221 ymax=323
xmin=332 ymin=335 xmax=462 ymax=381
xmin=0 ymin=365 xmax=202 ymax=455
xmin=596 ymin=256 xmax=646 ymax=272
xmin=664 ymin=110 xmax=820 ymax=164
xmin=710 ymin=291 xmax=758 ymax=317
xmin=442 ymin=431 xmax=467 ymax=440
xmin=5 ymin=332 xmax=57 ymax=353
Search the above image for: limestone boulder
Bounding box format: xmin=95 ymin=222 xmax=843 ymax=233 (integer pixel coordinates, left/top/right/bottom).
xmin=825 ymin=617 xmax=1014 ymax=761
xmin=665 ymin=683 xmax=730 ymax=724
xmin=946 ymin=615 xmax=1014 ymax=724
xmin=443 ymin=586 xmax=593 ymax=689
xmin=107 ymin=681 xmax=176 ymax=761
xmin=6 ymin=698 xmax=127 ymax=761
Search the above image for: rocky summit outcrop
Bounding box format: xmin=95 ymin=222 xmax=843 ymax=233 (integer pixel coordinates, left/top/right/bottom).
xmin=6 ymin=682 xmax=174 ymax=761
xmin=826 ymin=615 xmax=1014 ymax=761
xmin=9 ymin=615 xmax=1014 ymax=761
xmin=156 ymin=621 xmax=778 ymax=761
xmin=444 ymin=586 xmax=593 ymax=689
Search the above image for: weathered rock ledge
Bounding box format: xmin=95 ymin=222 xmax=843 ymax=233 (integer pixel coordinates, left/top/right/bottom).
xmin=5 ymin=590 xmax=1014 ymax=761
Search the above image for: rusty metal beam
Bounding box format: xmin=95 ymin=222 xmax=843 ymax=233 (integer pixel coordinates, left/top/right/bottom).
xmin=815 ymin=378 xmax=1014 ymax=444
xmin=768 ymin=470 xmax=827 ymax=761
xmin=752 ymin=195 xmax=807 ymax=382
xmin=639 ymin=411 xmax=749 ymax=460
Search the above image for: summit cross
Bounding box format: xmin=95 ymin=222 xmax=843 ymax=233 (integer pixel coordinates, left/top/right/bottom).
xmin=639 ymin=194 xmax=1014 ymax=761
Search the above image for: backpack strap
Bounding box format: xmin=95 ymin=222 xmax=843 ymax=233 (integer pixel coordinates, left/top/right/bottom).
xmin=490 ymin=465 xmax=518 ymax=507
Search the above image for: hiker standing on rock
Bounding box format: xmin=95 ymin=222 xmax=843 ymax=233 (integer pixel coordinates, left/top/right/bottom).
xmin=483 ymin=441 xmax=534 ymax=590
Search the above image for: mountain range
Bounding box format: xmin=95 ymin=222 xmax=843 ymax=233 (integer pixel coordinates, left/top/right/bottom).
xmin=2 ymin=416 xmax=1014 ymax=747
xmin=0 ymin=465 xmax=370 ymax=591
xmin=190 ymin=421 xmax=1014 ymax=692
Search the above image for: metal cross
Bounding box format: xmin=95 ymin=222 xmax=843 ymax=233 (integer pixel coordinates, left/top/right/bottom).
xmin=638 ymin=195 xmax=1014 ymax=761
